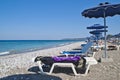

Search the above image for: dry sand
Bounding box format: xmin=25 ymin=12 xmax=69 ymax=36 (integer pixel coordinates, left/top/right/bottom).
xmin=0 ymin=41 xmax=120 ymax=80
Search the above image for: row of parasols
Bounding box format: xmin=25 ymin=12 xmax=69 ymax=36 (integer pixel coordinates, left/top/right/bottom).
xmin=87 ymin=24 xmax=108 ymax=40
xmin=81 ymin=2 xmax=120 ymax=58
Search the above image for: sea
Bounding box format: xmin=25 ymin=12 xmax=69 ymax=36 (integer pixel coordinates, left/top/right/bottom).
xmin=0 ymin=40 xmax=84 ymax=56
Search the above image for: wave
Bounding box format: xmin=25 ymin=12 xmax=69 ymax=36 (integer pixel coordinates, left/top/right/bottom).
xmin=0 ymin=51 xmax=10 ymax=56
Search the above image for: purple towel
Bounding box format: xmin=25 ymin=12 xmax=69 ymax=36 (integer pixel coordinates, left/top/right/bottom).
xmin=52 ymin=56 xmax=80 ymax=62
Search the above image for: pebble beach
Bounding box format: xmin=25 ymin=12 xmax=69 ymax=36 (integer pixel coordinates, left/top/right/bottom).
xmin=0 ymin=41 xmax=120 ymax=80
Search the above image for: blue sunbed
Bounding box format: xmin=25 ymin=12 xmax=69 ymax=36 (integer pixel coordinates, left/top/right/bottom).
xmin=61 ymin=42 xmax=93 ymax=56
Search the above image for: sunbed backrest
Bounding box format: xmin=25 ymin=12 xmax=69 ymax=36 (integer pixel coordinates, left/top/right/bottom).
xmin=80 ymin=42 xmax=93 ymax=53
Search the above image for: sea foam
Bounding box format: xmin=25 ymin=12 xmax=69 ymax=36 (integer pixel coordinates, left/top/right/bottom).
xmin=0 ymin=51 xmax=10 ymax=56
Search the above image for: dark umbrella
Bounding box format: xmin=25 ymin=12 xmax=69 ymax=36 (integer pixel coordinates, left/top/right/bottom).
xmin=82 ymin=2 xmax=120 ymax=58
xmin=87 ymin=24 xmax=106 ymax=38
xmin=87 ymin=24 xmax=105 ymax=44
xmin=87 ymin=24 xmax=108 ymax=29
xmin=89 ymin=30 xmax=108 ymax=34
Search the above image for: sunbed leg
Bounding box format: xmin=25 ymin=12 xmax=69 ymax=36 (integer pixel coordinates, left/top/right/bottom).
xmin=71 ymin=64 xmax=78 ymax=76
xmin=49 ymin=63 xmax=55 ymax=74
xmin=37 ymin=61 xmax=44 ymax=73
xmin=84 ymin=64 xmax=90 ymax=75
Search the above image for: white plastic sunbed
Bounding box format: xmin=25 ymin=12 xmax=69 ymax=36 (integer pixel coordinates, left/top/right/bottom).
xmin=36 ymin=53 xmax=97 ymax=76
xmin=60 ymin=42 xmax=93 ymax=56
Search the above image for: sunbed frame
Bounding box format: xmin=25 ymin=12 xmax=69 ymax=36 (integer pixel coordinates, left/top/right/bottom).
xmin=36 ymin=53 xmax=97 ymax=76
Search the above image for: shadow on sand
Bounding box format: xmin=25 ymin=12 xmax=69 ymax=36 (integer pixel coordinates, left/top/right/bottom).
xmin=0 ymin=74 xmax=62 ymax=80
xmin=0 ymin=66 xmax=62 ymax=80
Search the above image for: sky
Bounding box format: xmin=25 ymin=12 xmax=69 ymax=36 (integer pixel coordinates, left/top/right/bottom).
xmin=0 ymin=0 xmax=120 ymax=40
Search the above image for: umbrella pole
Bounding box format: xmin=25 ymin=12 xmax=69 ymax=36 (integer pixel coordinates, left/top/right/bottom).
xmin=103 ymin=11 xmax=107 ymax=58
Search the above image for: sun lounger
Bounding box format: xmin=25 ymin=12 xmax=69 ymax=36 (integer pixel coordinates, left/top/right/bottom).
xmin=34 ymin=56 xmax=84 ymax=68
xmin=34 ymin=54 xmax=97 ymax=76
xmin=34 ymin=56 xmax=85 ymax=75
xmin=107 ymin=45 xmax=117 ymax=50
xmin=61 ymin=42 xmax=93 ymax=56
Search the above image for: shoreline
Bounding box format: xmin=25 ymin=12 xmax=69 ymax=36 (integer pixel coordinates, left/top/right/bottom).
xmin=0 ymin=41 xmax=83 ymax=56
xmin=0 ymin=41 xmax=86 ymax=58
